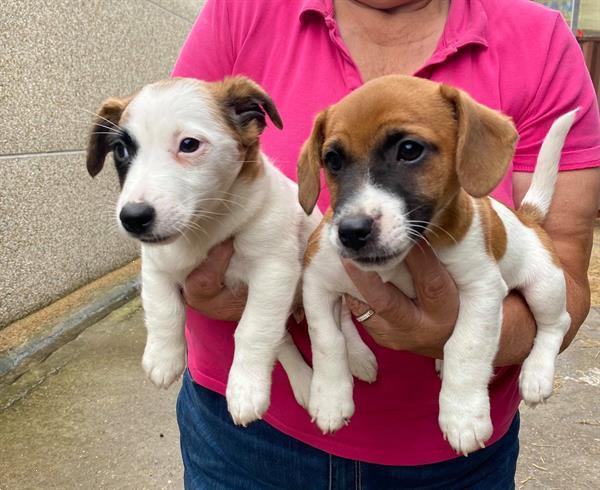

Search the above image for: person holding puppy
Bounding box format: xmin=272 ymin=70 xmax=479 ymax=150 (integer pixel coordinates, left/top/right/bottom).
xmin=173 ymin=0 xmax=600 ymax=488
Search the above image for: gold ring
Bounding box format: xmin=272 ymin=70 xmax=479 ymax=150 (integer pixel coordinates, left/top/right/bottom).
xmin=356 ymin=308 xmax=375 ymax=322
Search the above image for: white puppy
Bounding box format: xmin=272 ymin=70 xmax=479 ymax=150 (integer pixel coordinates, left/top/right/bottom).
xmin=86 ymin=76 xmax=376 ymax=425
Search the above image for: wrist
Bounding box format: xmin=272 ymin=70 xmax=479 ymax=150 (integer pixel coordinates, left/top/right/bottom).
xmin=494 ymin=292 xmax=536 ymax=366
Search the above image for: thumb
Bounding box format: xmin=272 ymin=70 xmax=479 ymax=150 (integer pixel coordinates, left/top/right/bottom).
xmin=343 ymin=259 xmax=418 ymax=323
xmin=344 ymin=294 xmax=372 ymax=318
xmin=404 ymin=243 xmax=456 ymax=317
xmin=185 ymin=239 xmax=235 ymax=299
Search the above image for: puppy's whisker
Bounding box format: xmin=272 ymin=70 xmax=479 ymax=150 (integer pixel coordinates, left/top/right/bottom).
xmin=192 ymin=213 xmax=225 ymax=227
xmin=196 ymin=197 xmax=245 ymax=208
xmin=212 ymin=190 xmax=252 ymax=202
xmin=191 ymin=208 xmax=229 ymax=217
xmin=410 ymin=223 xmax=441 ymax=240
xmin=415 ymin=234 xmax=442 ymax=261
xmin=407 ymin=220 xmax=458 ymax=245
xmin=90 ymin=131 xmax=119 ymax=136
xmin=180 ymin=221 xmax=209 ymax=239
xmin=174 ymin=225 xmax=195 ymax=246
xmin=405 ymin=233 xmax=427 ymax=256
xmin=90 ymin=122 xmax=120 ymax=132
xmin=80 ymin=107 xmax=121 ymax=129
xmin=405 ymin=203 xmax=429 ymax=217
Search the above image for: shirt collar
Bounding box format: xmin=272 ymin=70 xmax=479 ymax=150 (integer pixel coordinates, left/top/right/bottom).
xmin=299 ymin=0 xmax=488 ymax=50
xmin=442 ymin=0 xmax=488 ymax=50
xmin=299 ymin=0 xmax=331 ymax=20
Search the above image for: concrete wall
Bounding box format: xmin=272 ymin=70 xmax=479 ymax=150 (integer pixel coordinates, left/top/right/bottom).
xmin=0 ymin=0 xmax=204 ymax=328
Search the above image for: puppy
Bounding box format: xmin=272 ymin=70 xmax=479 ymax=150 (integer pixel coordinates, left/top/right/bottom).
xmin=298 ymin=75 xmax=576 ymax=454
xmin=86 ymin=76 xmax=376 ymax=425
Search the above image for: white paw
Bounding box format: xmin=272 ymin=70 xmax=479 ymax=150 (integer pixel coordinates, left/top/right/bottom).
xmin=519 ymin=360 xmax=554 ymax=407
xmin=439 ymin=392 xmax=492 ymax=456
xmin=308 ymin=376 xmax=354 ymax=433
xmin=287 ymin=363 xmax=313 ymax=410
xmin=435 ymin=359 xmax=444 ymax=380
xmin=348 ymin=345 xmax=378 ymax=383
xmin=226 ymin=365 xmax=271 ymax=427
xmin=142 ymin=343 xmax=185 ymax=389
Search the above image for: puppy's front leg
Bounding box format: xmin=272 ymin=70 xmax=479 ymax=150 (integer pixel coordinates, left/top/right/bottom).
xmin=438 ymin=277 xmax=507 ymax=455
xmin=141 ymin=267 xmax=186 ymax=388
xmin=340 ymin=298 xmax=378 ymax=383
xmin=277 ymin=333 xmax=313 ymax=410
xmin=226 ymin=261 xmax=300 ymax=426
xmin=304 ymin=276 xmax=354 ymax=433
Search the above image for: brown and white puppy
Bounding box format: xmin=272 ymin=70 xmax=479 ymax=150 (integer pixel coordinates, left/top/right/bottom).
xmin=298 ymin=75 xmax=576 ymax=455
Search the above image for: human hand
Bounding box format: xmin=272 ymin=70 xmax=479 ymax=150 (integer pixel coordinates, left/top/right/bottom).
xmin=183 ymin=239 xmax=248 ymax=322
xmin=343 ymin=244 xmax=459 ymax=356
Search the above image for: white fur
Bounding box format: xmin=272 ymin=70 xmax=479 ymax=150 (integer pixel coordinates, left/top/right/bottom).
xmin=106 ymin=79 xmax=375 ymax=425
xmin=520 ymin=109 xmax=578 ymax=217
xmin=303 ymin=111 xmax=575 ymax=453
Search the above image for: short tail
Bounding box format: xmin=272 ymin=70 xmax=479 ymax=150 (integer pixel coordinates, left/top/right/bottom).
xmin=518 ymin=109 xmax=578 ymax=222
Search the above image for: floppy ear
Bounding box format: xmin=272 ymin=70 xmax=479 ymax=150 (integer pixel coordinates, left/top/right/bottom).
xmin=440 ymin=85 xmax=518 ymax=197
xmin=86 ymin=96 xmax=131 ymax=177
xmin=297 ymin=110 xmax=327 ymax=215
xmin=214 ymin=76 xmax=283 ymax=146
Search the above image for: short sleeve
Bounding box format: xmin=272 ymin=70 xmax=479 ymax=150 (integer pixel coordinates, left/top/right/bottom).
xmin=171 ymin=0 xmax=235 ymax=81
xmin=512 ymin=14 xmax=600 ymax=172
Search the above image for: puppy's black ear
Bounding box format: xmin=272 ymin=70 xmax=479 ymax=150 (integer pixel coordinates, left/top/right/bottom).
xmin=86 ymin=96 xmax=131 ymax=177
xmin=213 ymin=76 xmax=283 ymax=146
xmin=440 ymin=85 xmax=518 ymax=197
xmin=298 ymin=110 xmax=326 ymax=215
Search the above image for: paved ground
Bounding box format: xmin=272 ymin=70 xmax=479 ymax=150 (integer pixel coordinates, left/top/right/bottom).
xmin=0 ymin=299 xmax=182 ymax=490
xmin=0 ymin=296 xmax=598 ymax=489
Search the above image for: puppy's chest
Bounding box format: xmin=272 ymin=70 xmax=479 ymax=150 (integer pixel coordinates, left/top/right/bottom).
xmin=143 ymin=238 xmax=212 ymax=284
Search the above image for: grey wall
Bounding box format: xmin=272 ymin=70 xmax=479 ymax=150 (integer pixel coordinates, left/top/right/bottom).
xmin=0 ymin=0 xmax=205 ymax=328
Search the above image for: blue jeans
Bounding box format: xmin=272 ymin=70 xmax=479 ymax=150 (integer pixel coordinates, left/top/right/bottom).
xmin=177 ymin=370 xmax=519 ymax=489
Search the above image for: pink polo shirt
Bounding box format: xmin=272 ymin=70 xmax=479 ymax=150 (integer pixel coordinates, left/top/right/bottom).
xmin=172 ymin=0 xmax=600 ymax=465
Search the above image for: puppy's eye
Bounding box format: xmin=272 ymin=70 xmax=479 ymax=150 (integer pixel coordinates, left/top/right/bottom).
xmin=113 ymin=142 xmax=129 ymax=162
xmin=324 ymin=151 xmax=343 ymax=173
xmin=397 ymin=140 xmax=424 ymax=162
xmin=179 ymin=138 xmax=201 ymax=153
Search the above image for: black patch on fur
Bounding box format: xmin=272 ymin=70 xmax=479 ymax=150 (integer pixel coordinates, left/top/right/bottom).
xmin=329 ymin=132 xmax=436 ymax=247
xmin=369 ymin=132 xmax=435 ymax=238
xmin=107 ymin=129 xmax=138 ymax=186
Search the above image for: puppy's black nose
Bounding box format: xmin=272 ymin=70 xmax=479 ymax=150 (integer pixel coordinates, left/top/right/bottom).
xmin=338 ymin=216 xmax=374 ymax=251
xmin=119 ymin=203 xmax=155 ymax=235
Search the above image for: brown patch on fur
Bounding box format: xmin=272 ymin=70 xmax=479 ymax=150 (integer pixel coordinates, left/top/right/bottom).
xmin=298 ymin=110 xmax=327 ymax=214
xmin=300 ymin=76 xmax=517 ymax=219
xmin=518 ymin=203 xmax=544 ymax=224
xmin=304 ymin=208 xmax=333 ymax=266
xmin=237 ymin=144 xmax=265 ymax=181
xmin=440 ymin=85 xmax=518 ymax=198
xmin=86 ymin=96 xmax=132 ymax=177
xmin=476 ymin=197 xmax=507 ymax=261
xmin=299 ymin=77 xmax=462 ymax=216
xmin=296 ymin=75 xmax=520 ymax=262
xmin=209 ymin=76 xmax=282 ymax=183
xmin=325 ymin=76 xmax=457 ymax=167
xmin=427 ymin=189 xmax=473 ymax=249
xmin=516 ymin=204 xmax=561 ymax=266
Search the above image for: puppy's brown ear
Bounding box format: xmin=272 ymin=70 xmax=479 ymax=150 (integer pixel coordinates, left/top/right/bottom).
xmin=86 ymin=97 xmax=131 ymax=177
xmin=440 ymin=85 xmax=518 ymax=197
xmin=214 ymin=76 xmax=283 ymax=146
xmin=298 ymin=110 xmax=327 ymax=215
